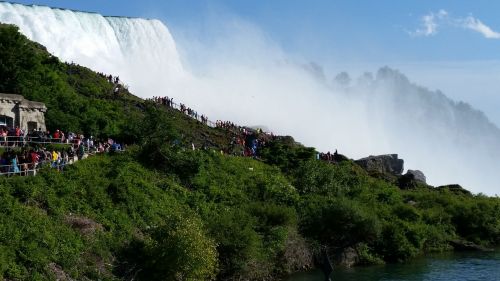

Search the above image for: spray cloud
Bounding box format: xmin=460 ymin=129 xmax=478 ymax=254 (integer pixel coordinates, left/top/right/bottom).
xmin=0 ymin=2 xmax=498 ymax=195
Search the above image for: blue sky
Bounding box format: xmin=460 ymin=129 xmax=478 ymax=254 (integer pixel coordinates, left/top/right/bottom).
xmin=6 ymin=0 xmax=500 ymax=125
xmin=7 ymin=0 xmax=500 ymax=62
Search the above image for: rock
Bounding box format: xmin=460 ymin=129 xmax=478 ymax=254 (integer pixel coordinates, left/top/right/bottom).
xmin=282 ymin=230 xmax=314 ymax=272
xmin=334 ymin=247 xmax=359 ymax=268
xmin=398 ymin=170 xmax=427 ymax=189
xmin=437 ymin=184 xmax=472 ymax=196
xmin=449 ymin=240 xmax=494 ymax=252
xmin=355 ymin=154 xmax=404 ymax=176
xmin=406 ymin=170 xmax=426 ymax=183
xmin=333 ymin=153 xmax=349 ymax=163
xmin=407 ymin=200 xmax=418 ymax=206
xmin=48 ymin=263 xmax=74 ymax=281
xmin=64 ymin=215 xmax=103 ymax=236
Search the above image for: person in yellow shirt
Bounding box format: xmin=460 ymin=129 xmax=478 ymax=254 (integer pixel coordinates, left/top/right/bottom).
xmin=51 ymin=150 xmax=58 ymax=168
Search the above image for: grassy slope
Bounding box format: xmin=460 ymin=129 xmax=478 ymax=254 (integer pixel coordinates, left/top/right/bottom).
xmin=0 ymin=23 xmax=499 ymax=281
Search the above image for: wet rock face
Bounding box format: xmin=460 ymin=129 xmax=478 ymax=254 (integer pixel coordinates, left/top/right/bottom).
xmin=355 ymin=154 xmax=404 ymax=176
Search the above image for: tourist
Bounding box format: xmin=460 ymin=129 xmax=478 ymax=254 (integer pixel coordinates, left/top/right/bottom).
xmin=51 ymin=150 xmax=58 ymax=168
xmin=10 ymin=153 xmax=20 ymax=175
xmin=53 ymin=129 xmax=60 ymax=142
xmin=30 ymin=150 xmax=39 ymax=169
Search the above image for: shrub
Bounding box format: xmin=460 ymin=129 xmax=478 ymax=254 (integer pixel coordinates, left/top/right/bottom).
xmin=140 ymin=213 xmax=218 ymax=281
xmin=299 ymin=196 xmax=381 ymax=250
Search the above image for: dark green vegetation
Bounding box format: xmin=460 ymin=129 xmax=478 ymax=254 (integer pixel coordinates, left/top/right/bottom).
xmin=0 ymin=23 xmax=499 ymax=280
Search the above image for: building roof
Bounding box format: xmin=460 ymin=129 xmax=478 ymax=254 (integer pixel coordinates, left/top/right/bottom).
xmin=0 ymin=93 xmax=47 ymax=110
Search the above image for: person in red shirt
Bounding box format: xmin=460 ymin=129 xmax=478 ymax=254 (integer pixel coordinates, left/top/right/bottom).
xmin=53 ymin=129 xmax=60 ymax=141
xmin=30 ymin=150 xmax=39 ymax=169
xmin=14 ymin=126 xmax=21 ymax=146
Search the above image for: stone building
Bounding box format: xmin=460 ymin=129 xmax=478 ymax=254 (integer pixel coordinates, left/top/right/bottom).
xmin=0 ymin=93 xmax=47 ymax=132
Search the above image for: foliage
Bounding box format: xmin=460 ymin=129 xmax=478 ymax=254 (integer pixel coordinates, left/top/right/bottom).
xmin=0 ymin=24 xmax=144 ymax=142
xmin=259 ymin=136 xmax=316 ymax=172
xmin=299 ymin=196 xmax=381 ymax=250
xmin=0 ymin=23 xmax=499 ymax=281
xmin=140 ymin=214 xmax=218 ymax=281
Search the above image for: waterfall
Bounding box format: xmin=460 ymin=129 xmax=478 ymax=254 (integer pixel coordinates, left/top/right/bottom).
xmin=1 ymin=2 xmax=499 ymax=194
xmin=0 ymin=1 xmax=185 ymax=97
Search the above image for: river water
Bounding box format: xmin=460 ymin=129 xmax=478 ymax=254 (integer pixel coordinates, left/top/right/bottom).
xmin=288 ymin=251 xmax=500 ymax=281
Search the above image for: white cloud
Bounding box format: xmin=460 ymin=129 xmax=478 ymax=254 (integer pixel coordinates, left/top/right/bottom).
xmin=461 ymin=16 xmax=500 ymax=39
xmin=411 ymin=9 xmax=448 ymax=37
xmin=411 ymin=10 xmax=500 ymax=39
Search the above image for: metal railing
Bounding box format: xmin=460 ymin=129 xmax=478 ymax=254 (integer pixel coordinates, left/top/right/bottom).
xmin=149 ymin=99 xmax=218 ymax=128
xmin=0 ymin=136 xmax=75 ymax=147
xmin=150 ymin=98 xmax=263 ymax=139
xmin=170 ymin=101 xmax=217 ymax=128
xmin=0 ymin=147 xmax=113 ymax=177
xmin=149 ymin=98 xmax=276 ymax=137
xmin=0 ymin=159 xmax=70 ymax=176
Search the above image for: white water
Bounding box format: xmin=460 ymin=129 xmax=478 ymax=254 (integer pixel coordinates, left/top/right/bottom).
xmin=0 ymin=1 xmax=185 ymax=96
xmin=0 ymin=2 xmax=499 ymax=195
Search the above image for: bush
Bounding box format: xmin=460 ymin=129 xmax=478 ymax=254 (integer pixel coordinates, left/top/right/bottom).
xmin=200 ymin=205 xmax=262 ymax=279
xmin=376 ymin=221 xmax=425 ymax=262
xmin=299 ymin=196 xmax=381 ymax=250
xmin=140 ymin=213 xmax=218 ymax=281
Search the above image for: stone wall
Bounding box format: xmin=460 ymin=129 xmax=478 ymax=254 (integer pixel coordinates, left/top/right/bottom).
xmin=0 ymin=93 xmax=46 ymax=131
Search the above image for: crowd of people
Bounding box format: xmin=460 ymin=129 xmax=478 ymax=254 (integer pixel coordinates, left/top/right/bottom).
xmin=97 ymin=72 xmax=121 ymax=85
xmin=149 ymin=95 xmax=341 ymax=163
xmin=318 ymin=150 xmax=338 ymax=162
xmin=180 ymin=103 xmax=199 ymax=120
xmin=229 ymin=127 xmax=268 ymax=157
xmin=0 ymin=126 xmax=124 ymax=176
xmin=151 ymin=96 xmax=211 ymax=126
xmin=150 ymin=96 xmax=276 ymax=158
xmin=0 ymin=126 xmax=90 ymax=147
xmin=96 ymin=72 xmax=124 ymax=95
xmin=1 ymin=147 xmax=76 ymax=175
xmin=152 ymin=96 xmax=174 ymax=107
xmin=216 ymin=120 xmax=237 ymax=130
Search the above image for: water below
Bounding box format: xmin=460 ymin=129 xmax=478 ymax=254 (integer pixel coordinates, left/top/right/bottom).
xmin=288 ymin=251 xmax=500 ymax=281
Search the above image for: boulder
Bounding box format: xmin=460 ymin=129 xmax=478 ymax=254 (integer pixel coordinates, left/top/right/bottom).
xmin=449 ymin=240 xmax=494 ymax=252
xmin=355 ymin=154 xmax=404 ymax=176
xmin=398 ymin=170 xmax=427 ymax=189
xmin=334 ymin=247 xmax=359 ymax=268
xmin=406 ymin=170 xmax=426 ymax=183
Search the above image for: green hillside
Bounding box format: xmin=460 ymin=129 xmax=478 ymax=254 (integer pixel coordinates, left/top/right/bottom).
xmin=0 ymin=23 xmax=499 ymax=281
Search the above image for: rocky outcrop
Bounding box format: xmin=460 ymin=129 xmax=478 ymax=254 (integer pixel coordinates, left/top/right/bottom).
xmin=282 ymin=230 xmax=314 ymax=272
xmin=406 ymin=170 xmax=426 ymax=183
xmin=355 ymin=154 xmax=404 ymax=176
xmin=437 ymin=184 xmax=472 ymax=196
xmin=398 ymin=170 xmax=427 ymax=189
xmin=333 ymin=153 xmax=349 ymax=163
xmin=334 ymin=247 xmax=359 ymax=268
xmin=449 ymin=240 xmax=494 ymax=252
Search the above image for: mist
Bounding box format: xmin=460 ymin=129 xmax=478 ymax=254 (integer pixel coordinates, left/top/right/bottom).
xmin=167 ymin=17 xmax=500 ymax=196
xmin=0 ymin=2 xmax=498 ymax=195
